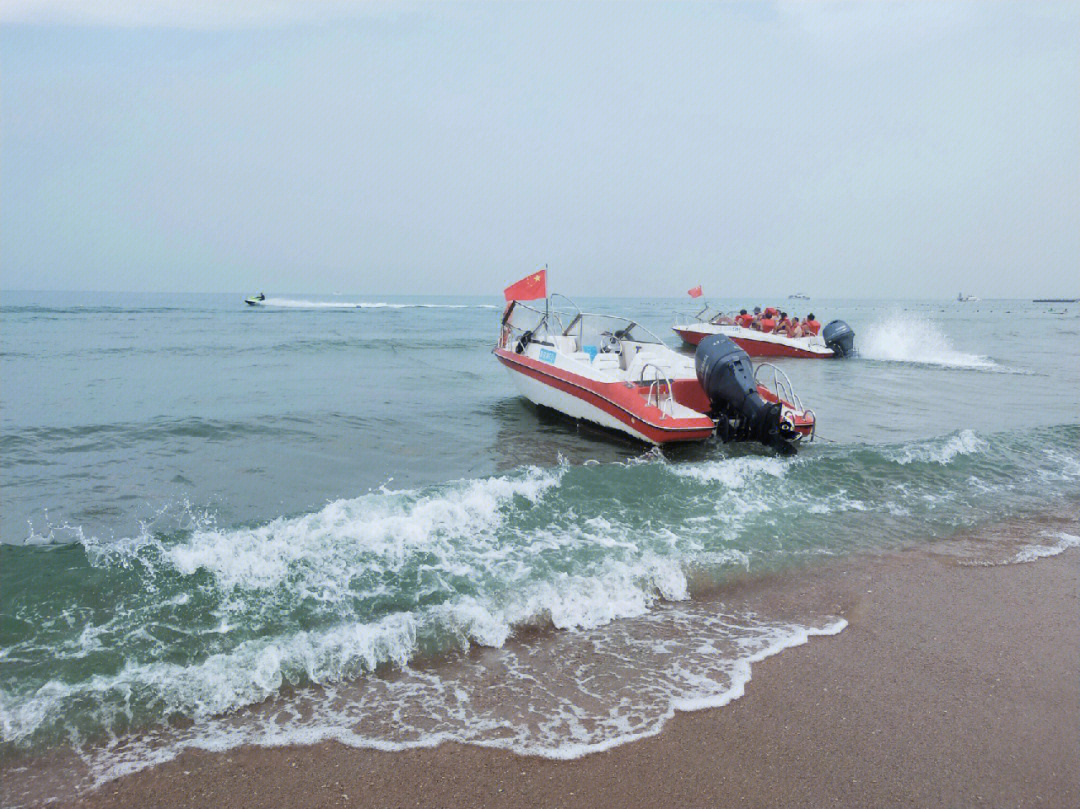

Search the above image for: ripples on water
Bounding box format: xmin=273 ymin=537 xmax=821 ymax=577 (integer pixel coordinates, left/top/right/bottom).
xmin=2 ymin=292 xmax=1079 ymax=794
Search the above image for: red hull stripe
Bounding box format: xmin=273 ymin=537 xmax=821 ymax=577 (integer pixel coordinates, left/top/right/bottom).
xmin=494 ymin=348 xmax=715 ymax=443
xmin=673 ymin=327 xmax=830 ymax=359
xmin=729 ymin=337 xmax=830 ymax=359
xmin=673 ymin=328 xmax=705 ymax=346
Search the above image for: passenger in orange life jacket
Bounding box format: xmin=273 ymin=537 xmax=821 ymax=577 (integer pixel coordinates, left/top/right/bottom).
xmin=758 ymin=314 xmax=776 ymax=332
xmin=773 ymin=312 xmax=790 ymax=333
xmin=803 ymin=314 xmax=821 ymax=336
xmin=735 ymin=309 xmax=753 ymax=328
xmin=787 ymin=316 xmax=804 ymax=338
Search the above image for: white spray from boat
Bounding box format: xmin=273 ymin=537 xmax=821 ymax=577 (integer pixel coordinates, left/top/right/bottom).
xmin=858 ymin=314 xmax=997 ymax=369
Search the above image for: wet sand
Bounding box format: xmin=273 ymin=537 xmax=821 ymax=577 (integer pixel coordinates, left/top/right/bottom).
xmin=18 ymin=546 xmax=1080 ymax=808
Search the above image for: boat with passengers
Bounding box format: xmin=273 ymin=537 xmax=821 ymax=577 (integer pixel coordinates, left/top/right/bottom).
xmin=673 ymin=306 xmax=855 ymax=359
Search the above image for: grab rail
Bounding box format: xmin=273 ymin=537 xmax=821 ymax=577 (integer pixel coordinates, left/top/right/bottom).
xmin=673 ymin=305 xmax=716 ymax=326
xmin=639 ymin=362 xmax=675 ymax=418
xmin=754 ymin=363 xmax=802 ymax=411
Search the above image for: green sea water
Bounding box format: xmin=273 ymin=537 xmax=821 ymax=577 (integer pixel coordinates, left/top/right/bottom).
xmin=2 ymin=291 xmax=1078 ymax=793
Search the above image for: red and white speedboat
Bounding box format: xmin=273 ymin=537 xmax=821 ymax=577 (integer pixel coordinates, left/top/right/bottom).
xmin=495 ymin=296 xmax=815 ymax=451
xmin=673 ymin=313 xmax=855 ymax=359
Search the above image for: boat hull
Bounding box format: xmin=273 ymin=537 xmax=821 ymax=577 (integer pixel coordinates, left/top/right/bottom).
xmin=494 ymin=349 xmax=716 ymax=445
xmin=673 ymin=327 xmax=707 ymax=347
xmin=673 ymin=325 xmax=834 ymax=358
xmin=728 ymin=335 xmax=831 ymax=359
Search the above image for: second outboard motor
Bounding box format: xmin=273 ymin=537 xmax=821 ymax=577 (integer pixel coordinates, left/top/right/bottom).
xmin=822 ymin=320 xmax=856 ymax=357
xmin=695 ymin=335 xmax=799 ymax=454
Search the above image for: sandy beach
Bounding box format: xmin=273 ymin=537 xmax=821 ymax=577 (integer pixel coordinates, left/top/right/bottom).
xmin=7 ymin=543 xmax=1071 ymax=809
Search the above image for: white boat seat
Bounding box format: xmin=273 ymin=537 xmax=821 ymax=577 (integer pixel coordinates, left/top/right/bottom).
xmin=551 ymin=335 xmax=579 ymax=354
xmin=625 ymin=350 xmax=683 ymax=385
xmin=591 ymin=354 xmax=621 ymax=374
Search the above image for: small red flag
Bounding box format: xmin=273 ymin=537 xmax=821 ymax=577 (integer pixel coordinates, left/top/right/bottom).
xmin=504 ymin=269 xmax=548 ymax=301
xmin=688 ymin=285 xmax=703 ymax=298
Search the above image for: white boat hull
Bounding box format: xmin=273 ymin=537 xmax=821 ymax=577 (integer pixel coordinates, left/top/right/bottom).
xmin=502 ymin=365 xmax=656 ymax=443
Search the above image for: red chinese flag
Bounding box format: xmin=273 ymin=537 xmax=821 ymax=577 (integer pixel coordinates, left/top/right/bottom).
xmin=503 ymin=269 xmax=548 ymax=301
xmin=688 ymin=285 xmax=703 ymax=298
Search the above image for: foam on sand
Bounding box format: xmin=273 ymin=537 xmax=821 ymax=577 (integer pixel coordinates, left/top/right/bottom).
xmin=51 ymin=607 xmax=849 ymax=795
xmin=1012 ymin=531 xmax=1080 ymax=564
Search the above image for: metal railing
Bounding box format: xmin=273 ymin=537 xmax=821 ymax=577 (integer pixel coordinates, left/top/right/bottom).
xmin=501 ymin=298 xmax=668 ymax=353
xmin=754 ymin=363 xmax=802 ymax=412
xmin=639 ymin=362 xmax=675 ymax=418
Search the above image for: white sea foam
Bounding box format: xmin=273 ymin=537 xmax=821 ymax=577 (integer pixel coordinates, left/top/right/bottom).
xmin=1011 ymin=531 xmax=1080 ymax=564
xmin=859 ymin=314 xmax=998 ymax=369
xmin=19 ymin=608 xmax=846 ymax=800
xmin=164 ymin=464 xmax=566 ymax=593
xmin=670 ymin=455 xmax=790 ymax=487
xmin=255 ymin=298 xmax=496 ymax=310
xmin=8 ymin=428 xmax=1079 ymax=805
xmin=5 ymin=463 xmax=737 ymax=758
xmin=886 ymin=429 xmax=987 ymax=465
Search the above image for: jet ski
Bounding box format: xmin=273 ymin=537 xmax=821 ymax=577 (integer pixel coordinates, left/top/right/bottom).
xmin=244 ymin=293 xmax=266 ymax=306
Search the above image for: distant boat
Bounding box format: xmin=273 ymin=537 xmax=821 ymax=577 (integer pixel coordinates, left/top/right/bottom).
xmin=1033 ymin=298 xmax=1077 ymax=303
xmin=957 ymin=293 xmax=979 ymax=302
xmin=789 ymin=293 xmax=810 ymax=300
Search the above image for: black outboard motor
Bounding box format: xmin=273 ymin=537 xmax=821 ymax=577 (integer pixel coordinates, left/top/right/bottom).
xmin=695 ymin=335 xmax=799 ymax=454
xmin=822 ymin=320 xmax=856 ymax=357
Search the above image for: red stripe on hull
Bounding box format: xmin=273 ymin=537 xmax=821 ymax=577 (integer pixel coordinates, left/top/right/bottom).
xmin=494 ymin=349 xmax=716 ymax=444
xmin=729 ymin=336 xmax=830 ymax=359
xmin=673 ymin=328 xmax=706 ymax=346
xmin=674 ymin=326 xmax=832 ymax=359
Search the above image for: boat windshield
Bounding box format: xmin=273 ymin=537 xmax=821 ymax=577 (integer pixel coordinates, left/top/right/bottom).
xmin=503 ymin=301 xmax=563 ymax=342
xmin=501 ymin=300 xmax=665 ymax=349
xmin=676 ymin=305 xmax=722 ymax=324
xmin=562 ymin=312 xmax=664 ymax=347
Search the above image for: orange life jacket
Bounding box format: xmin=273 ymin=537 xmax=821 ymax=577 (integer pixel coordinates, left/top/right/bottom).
xmin=759 ymin=317 xmax=776 ymax=332
xmin=804 ymin=319 xmax=821 ymax=335
xmin=736 ymin=314 xmax=753 ymax=328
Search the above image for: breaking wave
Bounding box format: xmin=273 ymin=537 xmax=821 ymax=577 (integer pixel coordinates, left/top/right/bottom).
xmin=3 ymin=424 xmax=1079 ymax=802
xmin=884 ymin=429 xmax=987 ymax=465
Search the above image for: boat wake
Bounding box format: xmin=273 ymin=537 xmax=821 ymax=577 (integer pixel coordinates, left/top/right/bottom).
xmin=859 ymin=314 xmax=997 ymax=369
xmin=253 ymin=298 xmax=497 ymax=310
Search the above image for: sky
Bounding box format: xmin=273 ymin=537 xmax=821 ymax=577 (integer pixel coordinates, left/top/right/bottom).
xmin=2 ymin=1 xmax=1078 ymax=298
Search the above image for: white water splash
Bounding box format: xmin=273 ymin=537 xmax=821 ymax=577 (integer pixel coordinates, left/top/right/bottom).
xmin=887 ymin=429 xmax=987 ymax=465
xmin=670 ymin=455 xmax=790 ymax=487
xmin=859 ymin=314 xmax=997 ymax=369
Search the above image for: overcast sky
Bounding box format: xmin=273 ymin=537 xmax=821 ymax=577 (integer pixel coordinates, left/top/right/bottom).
xmin=2 ymin=2 xmax=1077 ymax=298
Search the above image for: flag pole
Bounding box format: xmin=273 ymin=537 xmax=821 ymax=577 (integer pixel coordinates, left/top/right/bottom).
xmin=544 ymin=264 xmax=549 ymax=330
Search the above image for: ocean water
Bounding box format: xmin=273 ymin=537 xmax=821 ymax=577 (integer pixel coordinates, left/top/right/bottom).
xmin=2 ymin=291 xmax=1079 ymax=794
